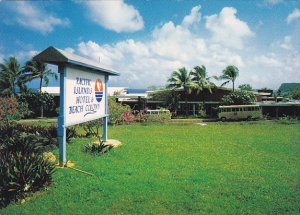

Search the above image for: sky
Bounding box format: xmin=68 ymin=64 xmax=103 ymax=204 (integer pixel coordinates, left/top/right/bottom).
xmin=0 ymin=0 xmax=299 ymax=90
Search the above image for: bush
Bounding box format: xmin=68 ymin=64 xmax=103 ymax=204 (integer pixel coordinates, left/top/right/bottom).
xmin=18 ymin=91 xmax=56 ymax=118
xmin=80 ymin=119 xmax=103 ymax=138
xmin=0 ymin=124 xmax=55 ymax=208
xmin=221 ymin=91 xmax=256 ymax=105
xmin=0 ymin=97 xmax=23 ymax=123
xmin=84 ymin=141 xmax=112 ymax=155
xmin=108 ymin=97 xmax=133 ymax=125
xmin=0 ymin=124 xmax=77 ymax=149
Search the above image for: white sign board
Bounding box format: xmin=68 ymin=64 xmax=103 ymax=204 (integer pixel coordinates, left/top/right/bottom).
xmin=65 ymin=66 xmax=106 ymax=126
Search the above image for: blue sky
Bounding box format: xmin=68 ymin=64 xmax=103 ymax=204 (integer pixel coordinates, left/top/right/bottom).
xmin=0 ymin=0 xmax=299 ymax=90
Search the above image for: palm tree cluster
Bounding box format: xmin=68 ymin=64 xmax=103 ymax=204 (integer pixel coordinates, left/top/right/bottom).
xmin=167 ymin=65 xmax=215 ymax=116
xmin=0 ymin=57 xmax=57 ymax=97
xmin=167 ymin=64 xmax=240 ymax=115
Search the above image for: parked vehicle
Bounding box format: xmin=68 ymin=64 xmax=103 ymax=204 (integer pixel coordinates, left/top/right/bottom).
xmin=218 ymin=105 xmax=262 ymax=121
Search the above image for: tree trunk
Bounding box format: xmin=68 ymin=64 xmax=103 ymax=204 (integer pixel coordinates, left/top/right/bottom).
xmin=185 ymin=91 xmax=188 ymax=117
xmin=233 ymin=80 xmax=235 ymax=92
xmin=40 ymin=106 xmax=44 ymax=118
xmin=40 ymin=76 xmax=43 ymax=117
xmin=202 ymin=91 xmax=206 ymax=116
xmin=39 ymin=76 xmax=43 ymax=93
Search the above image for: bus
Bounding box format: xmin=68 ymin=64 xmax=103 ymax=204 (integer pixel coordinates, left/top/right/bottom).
xmin=218 ymin=105 xmax=262 ymax=121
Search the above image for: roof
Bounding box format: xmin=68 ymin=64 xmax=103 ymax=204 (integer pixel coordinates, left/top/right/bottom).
xmin=33 ymin=46 xmax=119 ymax=76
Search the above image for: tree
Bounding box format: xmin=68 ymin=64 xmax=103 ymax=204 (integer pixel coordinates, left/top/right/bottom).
xmin=221 ymin=91 xmax=256 ymax=105
xmin=167 ymin=67 xmax=193 ymax=116
xmin=23 ymin=60 xmax=58 ymax=117
xmin=218 ymin=65 xmax=239 ymax=92
xmin=191 ymin=65 xmax=215 ymax=110
xmin=23 ymin=60 xmax=58 ymax=93
xmin=238 ymin=84 xmax=252 ymax=91
xmin=0 ymin=57 xmax=28 ymax=96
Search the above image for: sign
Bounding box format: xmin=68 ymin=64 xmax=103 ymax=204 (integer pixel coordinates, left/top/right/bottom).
xmin=65 ymin=67 xmax=106 ymax=126
xmin=33 ymin=46 xmax=119 ymax=166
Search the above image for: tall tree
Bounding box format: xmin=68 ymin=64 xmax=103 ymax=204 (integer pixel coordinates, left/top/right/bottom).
xmin=167 ymin=67 xmax=193 ymax=116
xmin=23 ymin=60 xmax=58 ymax=117
xmin=0 ymin=57 xmax=27 ymax=96
xmin=23 ymin=60 xmax=58 ymax=92
xmin=191 ymin=65 xmax=215 ymax=110
xmin=219 ymin=65 xmax=239 ymax=92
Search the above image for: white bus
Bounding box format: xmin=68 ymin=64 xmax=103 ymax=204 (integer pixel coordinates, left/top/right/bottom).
xmin=218 ymin=105 xmax=262 ymax=121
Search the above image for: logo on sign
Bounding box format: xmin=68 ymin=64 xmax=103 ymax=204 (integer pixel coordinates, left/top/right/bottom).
xmin=95 ymin=79 xmax=103 ymax=102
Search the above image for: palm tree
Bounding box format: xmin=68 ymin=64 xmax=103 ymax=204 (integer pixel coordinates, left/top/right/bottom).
xmin=167 ymin=67 xmax=193 ymax=116
xmin=218 ymin=65 xmax=239 ymax=92
xmin=0 ymin=57 xmax=28 ymax=96
xmin=23 ymin=60 xmax=58 ymax=92
xmin=23 ymin=60 xmax=58 ymax=117
xmin=191 ymin=65 xmax=215 ymax=111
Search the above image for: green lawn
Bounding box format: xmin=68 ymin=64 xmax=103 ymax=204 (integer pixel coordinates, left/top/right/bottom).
xmin=2 ymin=121 xmax=300 ymax=214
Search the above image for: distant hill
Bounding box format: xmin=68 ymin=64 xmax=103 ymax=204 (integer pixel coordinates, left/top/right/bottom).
xmin=278 ymin=83 xmax=300 ymax=95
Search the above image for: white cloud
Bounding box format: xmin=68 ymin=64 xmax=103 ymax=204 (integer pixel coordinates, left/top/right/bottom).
xmin=182 ymin=5 xmax=201 ymax=28
xmin=287 ymin=8 xmax=300 ymax=24
xmin=74 ymin=6 xmax=245 ymax=88
xmin=205 ymin=7 xmax=254 ymax=49
xmin=84 ymin=0 xmax=144 ymax=33
xmin=8 ymin=1 xmax=70 ymax=34
xmin=62 ymin=5 xmax=297 ymax=90
xmin=244 ymin=50 xmax=300 ymax=88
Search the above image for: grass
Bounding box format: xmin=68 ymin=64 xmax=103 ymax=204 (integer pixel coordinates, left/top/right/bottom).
xmin=1 ymin=121 xmax=300 ymax=214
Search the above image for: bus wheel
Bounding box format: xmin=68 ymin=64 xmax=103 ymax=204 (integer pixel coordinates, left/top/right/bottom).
xmin=247 ymin=116 xmax=252 ymax=121
xmin=221 ymin=117 xmax=226 ymax=122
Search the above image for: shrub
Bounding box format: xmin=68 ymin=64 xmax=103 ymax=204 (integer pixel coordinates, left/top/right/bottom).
xmin=18 ymin=91 xmax=56 ymax=118
xmin=0 ymin=124 xmax=77 ymax=149
xmin=0 ymin=97 xmax=22 ymax=123
xmin=0 ymin=124 xmax=55 ymax=208
xmin=277 ymin=115 xmax=299 ymax=124
xmin=221 ymin=91 xmax=256 ymax=105
xmin=80 ymin=119 xmax=103 ymax=138
xmin=108 ymin=97 xmax=132 ymax=125
xmin=84 ymin=141 xmax=112 ymax=155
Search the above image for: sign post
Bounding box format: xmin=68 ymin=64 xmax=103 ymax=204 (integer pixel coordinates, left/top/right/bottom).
xmin=33 ymin=46 xmax=119 ymax=166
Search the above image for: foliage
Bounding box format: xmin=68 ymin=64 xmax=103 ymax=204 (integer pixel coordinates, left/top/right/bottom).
xmin=0 ymin=97 xmax=23 ymax=123
xmin=238 ymin=84 xmax=253 ymax=91
xmin=167 ymin=67 xmax=193 ymax=91
xmin=84 ymin=141 xmax=112 ymax=155
xmin=287 ymin=87 xmax=300 ymax=100
xmin=0 ymin=123 xmax=76 ymax=148
xmin=80 ymin=119 xmax=112 ymax=154
xmin=277 ymin=115 xmax=299 ymax=124
xmin=108 ymin=97 xmax=132 ymax=125
xmin=150 ymin=89 xmax=180 ymax=113
xmin=0 ymin=57 xmax=29 ymax=96
xmin=221 ymin=91 xmax=256 ymax=105
xmin=18 ymin=91 xmax=56 ymax=118
xmin=22 ymin=60 xmax=58 ymax=92
xmin=80 ymin=119 xmax=103 ymax=138
xmin=0 ymin=124 xmax=55 ymax=208
xmin=218 ymin=65 xmax=239 ymax=92
xmin=191 ymin=65 xmax=215 ymax=94
xmin=278 ymin=83 xmax=300 ymax=97
xmin=167 ymin=67 xmax=194 ymax=116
